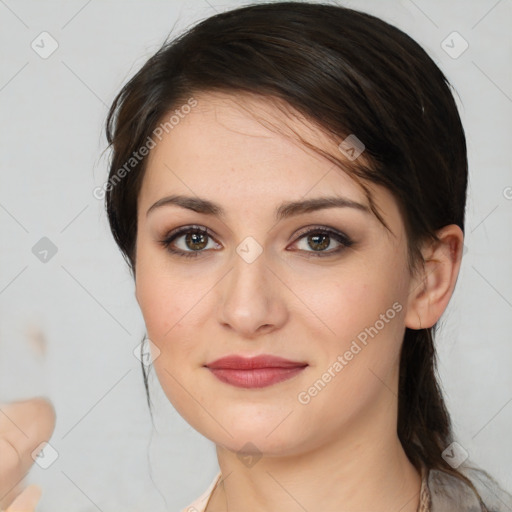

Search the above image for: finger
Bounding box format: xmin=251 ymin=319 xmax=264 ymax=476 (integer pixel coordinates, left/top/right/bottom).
xmin=1 ymin=398 xmax=56 ymax=441
xmin=0 ymin=437 xmax=26 ymax=509
xmin=4 ymin=485 xmax=42 ymax=512
xmin=0 ymin=399 xmax=55 ymax=510
xmin=0 ymin=398 xmax=56 ymax=465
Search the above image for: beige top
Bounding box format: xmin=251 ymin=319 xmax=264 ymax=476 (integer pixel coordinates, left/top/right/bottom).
xmin=181 ymin=466 xmax=431 ymax=512
xmin=180 ymin=464 xmax=512 ymax=512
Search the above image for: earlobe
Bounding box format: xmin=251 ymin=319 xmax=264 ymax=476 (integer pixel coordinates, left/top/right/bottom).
xmin=404 ymin=224 xmax=464 ymax=330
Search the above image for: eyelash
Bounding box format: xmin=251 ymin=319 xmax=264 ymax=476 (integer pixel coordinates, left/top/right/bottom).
xmin=159 ymin=224 xmax=354 ymax=259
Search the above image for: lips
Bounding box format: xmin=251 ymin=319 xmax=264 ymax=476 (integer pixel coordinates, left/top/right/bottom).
xmin=205 ymin=354 xmax=308 ymax=388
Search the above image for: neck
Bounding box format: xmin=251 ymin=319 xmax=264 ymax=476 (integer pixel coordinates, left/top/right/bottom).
xmin=207 ymin=395 xmax=422 ymax=511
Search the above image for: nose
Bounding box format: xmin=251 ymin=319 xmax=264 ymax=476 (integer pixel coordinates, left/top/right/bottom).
xmin=217 ymin=248 xmax=288 ymax=339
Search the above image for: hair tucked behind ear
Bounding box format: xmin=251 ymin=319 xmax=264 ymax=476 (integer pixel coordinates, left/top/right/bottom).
xmin=103 ymin=1 xmax=494 ymax=502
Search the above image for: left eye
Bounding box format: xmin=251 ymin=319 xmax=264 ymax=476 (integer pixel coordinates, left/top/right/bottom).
xmin=159 ymin=225 xmax=353 ymax=258
xmin=290 ymin=227 xmax=353 ymax=257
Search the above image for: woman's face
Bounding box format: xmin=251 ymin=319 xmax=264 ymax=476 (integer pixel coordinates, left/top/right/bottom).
xmin=135 ymin=91 xmax=416 ymax=456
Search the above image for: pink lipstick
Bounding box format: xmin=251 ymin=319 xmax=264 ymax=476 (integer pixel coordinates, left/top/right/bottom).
xmin=205 ymin=354 xmax=308 ymax=388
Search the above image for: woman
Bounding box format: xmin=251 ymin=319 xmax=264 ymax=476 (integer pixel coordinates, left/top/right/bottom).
xmin=101 ymin=2 xmax=511 ymax=511
xmin=1 ymin=1 xmax=509 ymax=511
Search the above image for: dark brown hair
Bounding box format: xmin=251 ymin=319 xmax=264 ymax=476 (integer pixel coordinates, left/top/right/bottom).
xmin=104 ymin=0 xmax=488 ymax=502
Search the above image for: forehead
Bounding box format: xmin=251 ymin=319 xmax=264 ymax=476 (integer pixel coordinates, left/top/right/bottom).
xmin=141 ymin=92 xmax=365 ymax=201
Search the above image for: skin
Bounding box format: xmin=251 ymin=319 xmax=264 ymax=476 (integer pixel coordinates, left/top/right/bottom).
xmin=135 ymin=91 xmax=464 ymax=512
xmin=0 ymin=398 xmax=55 ymax=512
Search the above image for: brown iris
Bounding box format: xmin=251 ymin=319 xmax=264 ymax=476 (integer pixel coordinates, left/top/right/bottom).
xmin=307 ymin=233 xmax=330 ymax=251
xmin=185 ymin=231 xmax=209 ymax=251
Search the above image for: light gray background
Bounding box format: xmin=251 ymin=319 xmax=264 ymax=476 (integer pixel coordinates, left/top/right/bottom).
xmin=0 ymin=0 xmax=511 ymax=511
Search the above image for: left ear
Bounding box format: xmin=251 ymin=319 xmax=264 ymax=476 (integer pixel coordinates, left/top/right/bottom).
xmin=404 ymin=224 xmax=464 ymax=330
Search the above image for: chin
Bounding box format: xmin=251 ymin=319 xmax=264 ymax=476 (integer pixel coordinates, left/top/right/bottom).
xmin=217 ymin=431 xmax=302 ymax=457
xmin=205 ymin=413 xmax=307 ymax=454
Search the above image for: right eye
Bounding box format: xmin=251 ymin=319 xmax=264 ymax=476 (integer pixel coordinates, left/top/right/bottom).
xmin=159 ymin=225 xmax=221 ymax=258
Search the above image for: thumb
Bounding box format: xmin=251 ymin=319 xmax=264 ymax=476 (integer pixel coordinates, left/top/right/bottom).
xmin=4 ymin=485 xmax=42 ymax=512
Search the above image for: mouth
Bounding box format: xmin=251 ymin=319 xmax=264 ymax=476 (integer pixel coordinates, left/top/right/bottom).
xmin=204 ymin=354 xmax=308 ymax=389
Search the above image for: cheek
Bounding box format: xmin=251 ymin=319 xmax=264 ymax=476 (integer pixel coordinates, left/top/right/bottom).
xmin=293 ymin=253 xmax=408 ymax=400
xmin=135 ymin=251 xmax=218 ymax=372
xmin=135 ymin=239 xmax=189 ymax=334
xmin=135 ymin=264 xmax=212 ymax=429
xmin=297 ymin=256 xmax=405 ymax=345
xmin=136 ymin=272 xmax=195 ymax=353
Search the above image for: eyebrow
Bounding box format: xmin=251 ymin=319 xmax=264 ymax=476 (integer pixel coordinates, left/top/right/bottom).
xmin=146 ymin=195 xmax=371 ymax=221
xmin=146 ymin=194 xmax=371 ymax=221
